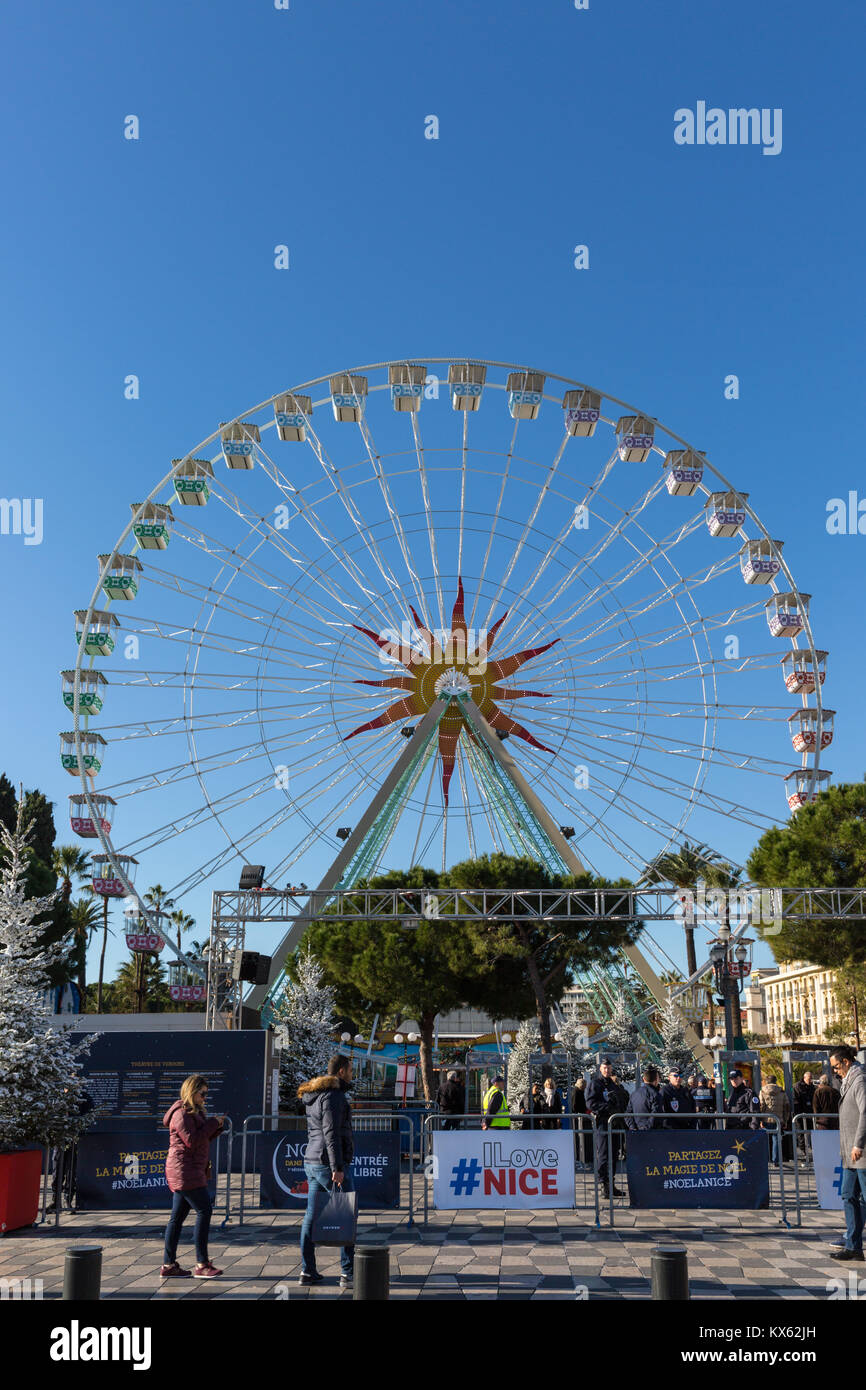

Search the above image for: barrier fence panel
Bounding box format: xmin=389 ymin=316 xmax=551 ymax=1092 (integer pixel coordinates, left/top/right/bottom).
xmin=791 ymin=1113 xmax=843 ymax=1226
xmin=605 ymin=1113 xmax=788 ymax=1227
xmin=236 ymin=1112 xmax=414 ymax=1227
xmin=422 ymin=1112 xmax=601 ymax=1228
xmin=66 ymin=1119 xmax=234 ymax=1223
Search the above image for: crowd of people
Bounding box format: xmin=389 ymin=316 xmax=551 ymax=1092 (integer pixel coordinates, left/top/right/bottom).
xmin=433 ymin=1055 xmax=848 ymax=1199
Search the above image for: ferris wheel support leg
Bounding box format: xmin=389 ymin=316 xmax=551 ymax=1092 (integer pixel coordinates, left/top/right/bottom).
xmin=245 ymin=698 xmax=450 ymax=1017
xmin=459 ymin=698 xmax=714 ymax=1073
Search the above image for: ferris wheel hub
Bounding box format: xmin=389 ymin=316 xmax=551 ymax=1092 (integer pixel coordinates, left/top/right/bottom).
xmin=435 ymin=668 xmax=472 ymax=697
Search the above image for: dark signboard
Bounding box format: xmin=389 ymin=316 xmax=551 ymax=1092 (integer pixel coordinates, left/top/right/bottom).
xmin=257 ymin=1130 xmax=401 ymax=1210
xmin=626 ymin=1131 xmax=769 ymax=1209
xmin=72 ymin=1030 xmax=271 ymax=1132
xmin=74 ymin=1131 xmax=218 ymax=1210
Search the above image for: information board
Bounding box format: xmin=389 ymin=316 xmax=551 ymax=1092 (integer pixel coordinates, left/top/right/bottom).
xmin=72 ymin=1030 xmax=270 ymax=1132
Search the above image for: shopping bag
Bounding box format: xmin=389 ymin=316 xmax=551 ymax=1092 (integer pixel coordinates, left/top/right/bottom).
xmin=311 ymin=1184 xmax=358 ymax=1245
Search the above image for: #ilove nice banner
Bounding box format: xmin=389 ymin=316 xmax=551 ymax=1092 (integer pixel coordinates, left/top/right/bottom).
xmin=626 ymin=1131 xmax=769 ymax=1209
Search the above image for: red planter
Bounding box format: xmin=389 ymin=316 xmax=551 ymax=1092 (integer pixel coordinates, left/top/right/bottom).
xmin=0 ymin=1149 xmax=44 ymax=1234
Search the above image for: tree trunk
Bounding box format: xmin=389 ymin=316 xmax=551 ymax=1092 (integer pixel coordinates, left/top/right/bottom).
xmin=97 ymin=895 xmax=108 ymax=1013
xmin=418 ymin=1011 xmax=437 ymax=1103
xmin=852 ymin=987 xmax=861 ymax=1049
xmin=77 ymin=926 xmax=87 ymax=1013
xmin=524 ymin=949 xmax=553 ymax=1055
xmin=684 ymin=925 xmax=698 ymax=978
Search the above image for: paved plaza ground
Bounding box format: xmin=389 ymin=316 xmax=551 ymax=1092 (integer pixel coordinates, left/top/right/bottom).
xmin=0 ymin=1175 xmax=851 ymax=1301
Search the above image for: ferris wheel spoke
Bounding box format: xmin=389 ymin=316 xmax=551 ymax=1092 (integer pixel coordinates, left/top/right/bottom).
xmin=409 ymin=414 xmax=446 ymax=632
xmin=467 ymin=419 xmax=520 ymax=630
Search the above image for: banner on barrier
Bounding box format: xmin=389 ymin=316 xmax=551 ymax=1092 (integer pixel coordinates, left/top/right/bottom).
xmin=74 ymin=1131 xmax=217 ymax=1210
xmin=812 ymin=1130 xmax=845 ymax=1210
xmin=432 ymin=1131 xmax=575 ymax=1209
xmin=625 ymin=1131 xmax=769 ymax=1209
xmin=257 ymin=1130 xmax=401 ymax=1210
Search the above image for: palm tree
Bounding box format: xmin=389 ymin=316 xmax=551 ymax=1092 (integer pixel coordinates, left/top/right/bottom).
xmin=53 ymin=847 xmax=92 ymax=1004
xmin=640 ymin=841 xmax=734 ymax=978
xmin=143 ymin=883 xmax=175 ymax=941
xmin=92 ymin=888 xmax=116 ymax=1014
xmin=68 ymin=895 xmax=102 ymax=1008
xmin=169 ymin=908 xmax=195 ymax=953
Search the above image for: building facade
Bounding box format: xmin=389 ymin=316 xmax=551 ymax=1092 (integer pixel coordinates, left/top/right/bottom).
xmin=746 ymin=960 xmax=843 ymax=1044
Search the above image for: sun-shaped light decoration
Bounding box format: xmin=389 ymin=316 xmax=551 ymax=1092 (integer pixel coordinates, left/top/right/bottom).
xmin=344 ymin=580 xmax=557 ymax=803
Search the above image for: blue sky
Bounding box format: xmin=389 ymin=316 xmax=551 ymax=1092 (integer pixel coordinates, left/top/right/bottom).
xmin=2 ymin=0 xmax=864 ymax=988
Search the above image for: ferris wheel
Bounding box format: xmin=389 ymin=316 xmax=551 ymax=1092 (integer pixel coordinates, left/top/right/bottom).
xmin=61 ymin=358 xmax=832 ymax=1013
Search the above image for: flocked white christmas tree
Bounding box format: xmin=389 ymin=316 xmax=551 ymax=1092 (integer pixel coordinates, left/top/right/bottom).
xmin=658 ymin=995 xmax=697 ymax=1075
xmin=506 ymin=1018 xmax=539 ymax=1112
xmin=0 ymin=801 xmax=93 ymax=1152
xmin=272 ymin=946 xmax=337 ymax=1107
xmin=600 ymin=990 xmax=643 ymax=1078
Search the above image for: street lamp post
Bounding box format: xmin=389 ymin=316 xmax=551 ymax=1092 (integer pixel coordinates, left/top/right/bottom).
xmin=709 ymin=925 xmax=753 ymax=1052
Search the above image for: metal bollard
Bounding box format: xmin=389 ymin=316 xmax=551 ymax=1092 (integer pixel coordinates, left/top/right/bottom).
xmin=353 ymin=1244 xmax=390 ymax=1300
xmin=651 ymin=1242 xmax=689 ymax=1300
xmin=63 ymin=1244 xmax=103 ymax=1301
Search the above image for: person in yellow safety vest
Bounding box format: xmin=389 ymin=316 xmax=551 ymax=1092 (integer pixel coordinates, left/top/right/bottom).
xmin=481 ymin=1076 xmax=511 ymax=1129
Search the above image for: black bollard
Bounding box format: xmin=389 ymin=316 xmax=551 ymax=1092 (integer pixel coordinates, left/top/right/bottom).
xmin=63 ymin=1244 xmax=103 ymax=1301
xmin=353 ymin=1244 xmax=390 ymax=1300
xmin=651 ymin=1242 xmax=689 ymax=1300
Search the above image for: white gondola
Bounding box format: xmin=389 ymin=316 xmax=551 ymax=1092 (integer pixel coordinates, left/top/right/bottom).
xmin=130 ymin=501 xmax=174 ymax=549
xmin=506 ymin=371 xmax=545 ymax=420
xmin=173 ymin=457 xmax=214 ymax=506
xmin=330 ymin=374 xmax=368 ymax=423
xmin=273 ymin=393 xmax=313 ymax=442
xmin=766 ymin=591 xmax=810 ymax=637
xmin=91 ymin=852 xmax=137 ymax=897
xmin=74 ymin=609 xmax=119 ymax=657
xmin=448 ymin=362 xmax=486 ymax=411
xmin=563 ymin=389 xmax=601 ymax=437
xmin=788 ymin=708 xmax=834 ymax=753
xmin=68 ymin=791 xmax=116 ymax=838
xmin=781 ymin=648 xmax=827 ymax=694
xmin=784 ymin=768 xmax=832 ymax=812
xmin=616 ymin=415 xmax=654 ymax=462
xmin=98 ymin=553 xmax=142 ymax=601
xmin=219 ymin=421 xmax=261 ymax=469
xmin=663 ymin=448 xmax=704 ymax=497
xmin=60 ymin=731 xmax=105 ymax=778
xmin=739 ymin=538 xmax=783 ymax=585
xmin=61 ymin=669 xmax=107 ymax=715
xmin=705 ymin=491 xmax=749 ymax=538
xmin=389 ymin=363 xmax=426 ymax=413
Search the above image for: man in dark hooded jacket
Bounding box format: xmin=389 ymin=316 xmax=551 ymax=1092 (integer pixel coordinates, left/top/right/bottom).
xmin=297 ymin=1054 xmax=355 ymax=1288
xmin=625 ymin=1066 xmax=664 ymax=1131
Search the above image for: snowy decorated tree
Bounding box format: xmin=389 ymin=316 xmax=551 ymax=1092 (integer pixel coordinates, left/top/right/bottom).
xmin=658 ymin=995 xmax=697 ymax=1075
xmin=506 ymin=1018 xmax=539 ymax=1112
xmin=599 ymin=990 xmax=643 ymax=1079
xmin=272 ymin=946 xmax=337 ymax=1108
xmin=0 ymin=802 xmax=93 ymax=1152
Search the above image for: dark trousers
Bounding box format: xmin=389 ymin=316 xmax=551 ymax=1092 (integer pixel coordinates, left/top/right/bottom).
xmin=594 ymin=1126 xmax=617 ymax=1185
xmin=300 ymin=1162 xmax=355 ymax=1278
xmin=163 ymin=1187 xmax=213 ymax=1266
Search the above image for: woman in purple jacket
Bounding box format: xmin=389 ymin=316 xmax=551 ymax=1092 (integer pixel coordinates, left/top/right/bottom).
xmin=160 ymin=1074 xmax=225 ymax=1279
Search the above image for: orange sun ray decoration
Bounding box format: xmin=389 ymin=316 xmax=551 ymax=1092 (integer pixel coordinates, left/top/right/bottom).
xmin=344 ymin=580 xmax=557 ymax=803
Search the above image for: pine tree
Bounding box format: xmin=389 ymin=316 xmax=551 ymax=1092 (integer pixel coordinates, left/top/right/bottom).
xmin=273 ymin=948 xmax=337 ymax=1108
xmin=659 ymin=996 xmax=697 ymax=1074
xmin=0 ymin=801 xmax=93 ymax=1151
xmin=506 ymin=1018 xmax=539 ymax=1111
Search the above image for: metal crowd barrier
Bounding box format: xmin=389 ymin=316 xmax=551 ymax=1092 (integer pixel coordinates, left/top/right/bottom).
xmin=236 ymin=1111 xmax=415 ymax=1227
xmin=421 ymin=1112 xmax=601 ymax=1228
xmin=604 ymin=1112 xmax=789 ymax=1228
xmin=790 ymin=1112 xmax=842 ymax=1226
xmin=34 ymin=1118 xmax=235 ymax=1226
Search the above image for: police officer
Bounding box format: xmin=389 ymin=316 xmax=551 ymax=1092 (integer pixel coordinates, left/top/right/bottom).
xmin=660 ymin=1067 xmax=697 ymax=1129
xmin=724 ymin=1068 xmax=761 ymax=1130
xmin=689 ymin=1072 xmax=716 ymax=1130
xmin=481 ymin=1075 xmax=511 ymax=1130
xmin=586 ymin=1057 xmax=623 ymax=1198
xmin=625 ymin=1065 xmax=664 ymax=1131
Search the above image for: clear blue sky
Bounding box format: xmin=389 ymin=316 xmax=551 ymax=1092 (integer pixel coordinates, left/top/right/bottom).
xmin=2 ymin=0 xmax=864 ymax=987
